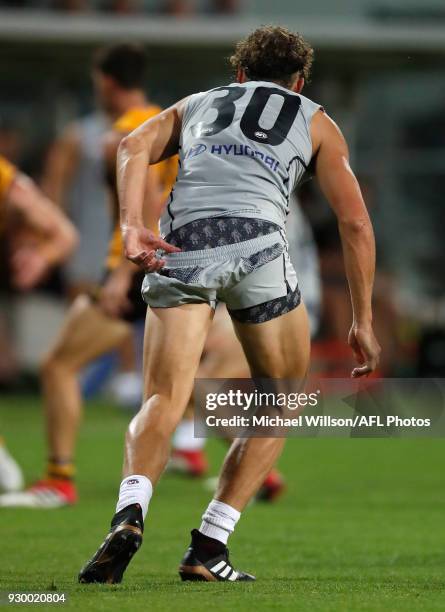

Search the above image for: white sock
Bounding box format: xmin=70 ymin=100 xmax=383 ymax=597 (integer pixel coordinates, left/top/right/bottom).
xmin=116 ymin=475 xmax=153 ymax=520
xmin=173 ymin=419 xmax=206 ymax=451
xmin=199 ymin=499 xmax=240 ymax=545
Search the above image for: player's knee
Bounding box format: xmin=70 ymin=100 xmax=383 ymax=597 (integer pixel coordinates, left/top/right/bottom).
xmin=40 ymin=349 xmax=76 ymax=380
xmin=40 ymin=352 xmax=63 ymax=379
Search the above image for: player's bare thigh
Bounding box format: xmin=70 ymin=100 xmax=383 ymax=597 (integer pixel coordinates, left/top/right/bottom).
xmin=179 ymin=307 xmax=249 ymax=419
xmin=142 ymin=303 xmax=215 ymax=403
xmin=42 ymin=294 xmax=131 ymax=370
xmin=232 ymin=301 xmax=311 ymax=380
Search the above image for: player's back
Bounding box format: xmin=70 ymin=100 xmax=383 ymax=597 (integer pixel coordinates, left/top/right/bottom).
xmin=161 ymin=80 xmax=321 ymax=236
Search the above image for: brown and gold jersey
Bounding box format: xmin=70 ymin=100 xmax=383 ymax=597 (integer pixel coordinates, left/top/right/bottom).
xmin=0 ymin=154 xmax=16 ymax=206
xmin=0 ymin=155 xmax=17 ymax=233
xmin=107 ymin=106 xmax=178 ymax=270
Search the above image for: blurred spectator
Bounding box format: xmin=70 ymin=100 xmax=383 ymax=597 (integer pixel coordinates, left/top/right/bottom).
xmin=52 ymin=0 xmax=91 ymax=11
xmin=0 ymin=0 xmax=240 ymax=12
xmin=0 ymin=0 xmax=27 ymax=6
xmin=212 ymin=0 xmax=238 ymax=13
xmin=102 ymin=0 xmax=141 ymax=13
xmin=162 ymin=0 xmax=193 ymax=15
xmin=162 ymin=0 xmax=239 ymax=15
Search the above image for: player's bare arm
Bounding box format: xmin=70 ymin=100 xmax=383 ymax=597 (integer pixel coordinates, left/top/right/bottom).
xmin=101 ymin=128 xmax=166 ymax=316
xmin=100 ymin=167 xmax=165 ymax=317
xmin=40 ymin=124 xmax=80 ymax=207
xmin=117 ymin=101 xmax=185 ymax=271
xmin=8 ymin=173 xmax=79 ymax=289
xmin=105 ymin=128 xmax=166 ymax=235
xmin=311 ymin=110 xmax=381 ymax=377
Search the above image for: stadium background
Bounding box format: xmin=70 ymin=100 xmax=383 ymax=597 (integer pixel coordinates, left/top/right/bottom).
xmin=1 ymin=2 xmax=445 ymax=610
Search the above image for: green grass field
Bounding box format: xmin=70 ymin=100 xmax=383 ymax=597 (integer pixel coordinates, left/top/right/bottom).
xmin=1 ymin=394 xmax=444 ymax=611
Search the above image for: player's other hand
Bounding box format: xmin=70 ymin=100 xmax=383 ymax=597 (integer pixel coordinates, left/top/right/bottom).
xmin=99 ymin=266 xmax=132 ymax=318
xmin=123 ymin=225 xmax=181 ymax=272
xmin=11 ymin=246 xmax=49 ymax=291
xmin=348 ymin=324 xmax=381 ymax=378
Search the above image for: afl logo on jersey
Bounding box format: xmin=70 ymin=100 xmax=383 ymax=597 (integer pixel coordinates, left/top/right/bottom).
xmin=254 ymin=131 xmax=268 ymax=140
xmin=186 ymin=143 xmax=207 ymax=158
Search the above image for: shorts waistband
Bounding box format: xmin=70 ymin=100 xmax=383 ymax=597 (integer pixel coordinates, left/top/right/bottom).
xmin=161 ymin=230 xmax=284 ymax=268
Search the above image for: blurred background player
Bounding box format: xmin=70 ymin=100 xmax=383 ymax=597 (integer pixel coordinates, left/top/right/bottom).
xmin=0 ymin=44 xmax=177 ymax=509
xmin=40 ymin=98 xmax=110 ymax=301
xmin=0 ymin=153 xmax=78 ymax=493
xmin=40 ymin=47 xmax=139 ymax=407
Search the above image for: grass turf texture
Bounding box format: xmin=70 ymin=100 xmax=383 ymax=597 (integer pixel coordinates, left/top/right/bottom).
xmin=0 ymin=394 xmax=444 ymax=611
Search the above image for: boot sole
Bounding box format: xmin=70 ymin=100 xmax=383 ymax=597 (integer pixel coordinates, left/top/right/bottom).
xmin=179 ymin=564 xmax=218 ymax=582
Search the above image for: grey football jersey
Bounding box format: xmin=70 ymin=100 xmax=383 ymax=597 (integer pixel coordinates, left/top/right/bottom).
xmin=160 ymin=80 xmax=321 ymax=236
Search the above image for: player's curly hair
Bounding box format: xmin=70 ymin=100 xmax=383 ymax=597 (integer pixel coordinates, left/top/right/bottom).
xmin=230 ymin=25 xmax=314 ymax=86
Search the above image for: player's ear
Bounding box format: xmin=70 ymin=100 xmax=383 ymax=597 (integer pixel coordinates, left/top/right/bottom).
xmin=291 ymin=76 xmax=305 ymax=94
xmin=236 ymin=68 xmax=247 ymax=83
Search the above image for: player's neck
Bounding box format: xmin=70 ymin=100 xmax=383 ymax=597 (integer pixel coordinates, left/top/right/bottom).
xmin=238 ymin=76 xmax=299 ymax=93
xmin=114 ymin=90 xmax=149 ymax=117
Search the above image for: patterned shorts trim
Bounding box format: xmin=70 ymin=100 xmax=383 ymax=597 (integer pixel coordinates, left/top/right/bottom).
xmin=229 ymin=283 xmax=301 ymax=325
xmin=165 ymin=217 xmax=280 ymax=251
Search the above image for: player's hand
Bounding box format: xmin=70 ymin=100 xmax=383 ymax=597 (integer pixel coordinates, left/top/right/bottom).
xmin=11 ymin=246 xmax=50 ymax=290
xmin=348 ymin=324 xmax=381 ymax=378
xmin=122 ymin=225 xmax=181 ymax=272
xmin=99 ymin=266 xmax=133 ymax=318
